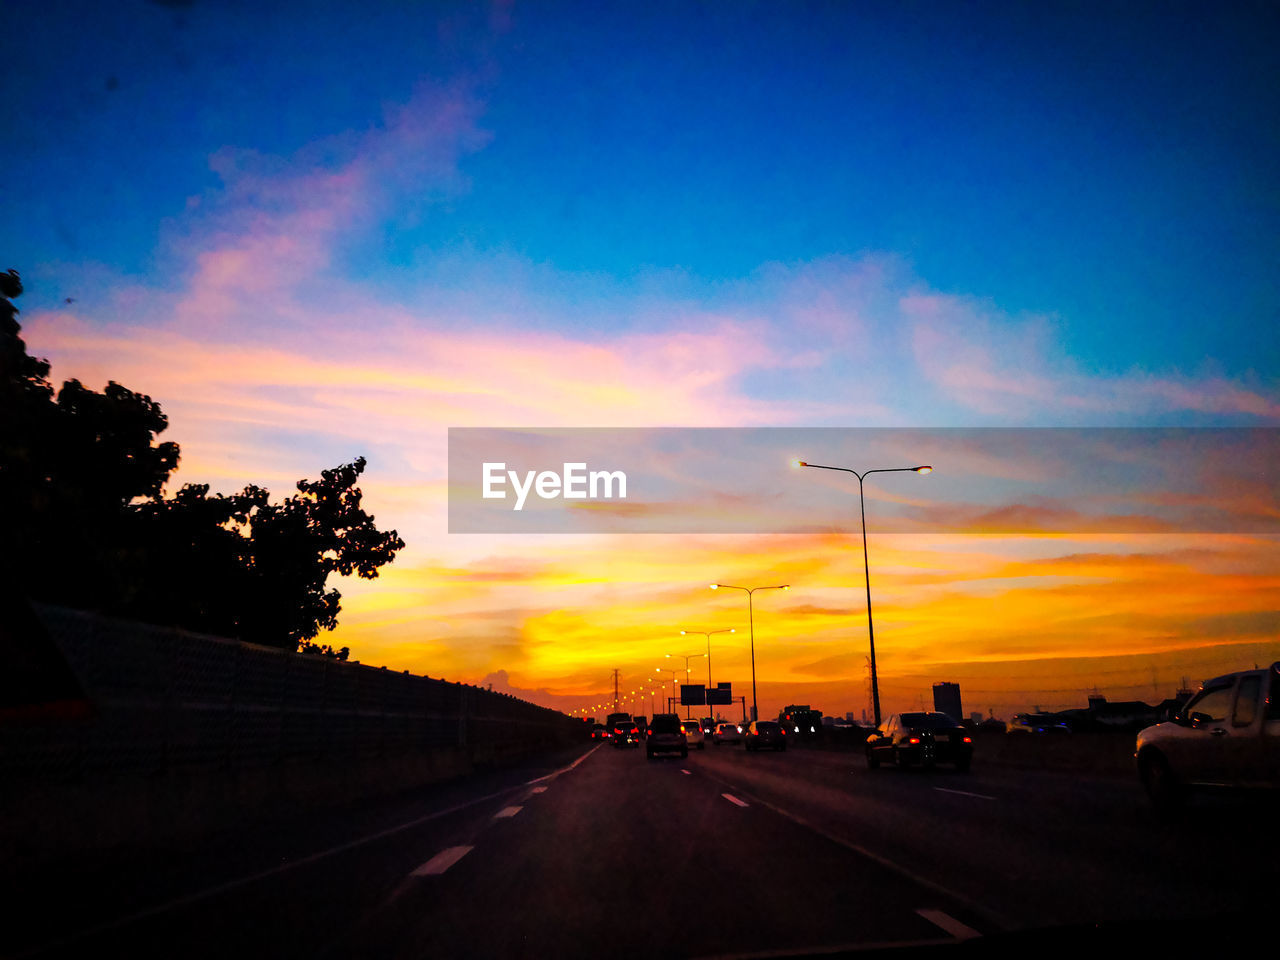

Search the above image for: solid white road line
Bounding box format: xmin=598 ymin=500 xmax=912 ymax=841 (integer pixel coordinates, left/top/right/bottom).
xmin=412 ymin=846 xmax=475 ymax=877
xmin=915 ymin=909 xmax=981 ymax=940
xmin=525 ymin=744 xmax=601 ymax=785
xmin=493 ymin=806 xmax=523 ymax=819
xmin=721 ymin=793 xmax=749 ymax=808
xmin=933 ymin=787 xmax=997 ymax=800
xmin=17 ymin=747 xmax=601 ymax=960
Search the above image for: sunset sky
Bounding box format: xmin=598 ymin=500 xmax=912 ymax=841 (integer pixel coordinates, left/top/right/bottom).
xmin=6 ymin=1 xmax=1278 ymax=720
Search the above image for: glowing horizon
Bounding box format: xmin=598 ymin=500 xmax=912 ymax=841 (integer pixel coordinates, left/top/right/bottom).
xmin=7 ymin=4 xmax=1278 ymax=721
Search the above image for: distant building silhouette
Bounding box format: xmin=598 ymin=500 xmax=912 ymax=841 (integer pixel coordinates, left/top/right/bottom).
xmin=933 ymin=682 xmax=962 ymax=721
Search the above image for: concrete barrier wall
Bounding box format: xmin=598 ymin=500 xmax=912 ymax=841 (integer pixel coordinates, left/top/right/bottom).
xmin=1 ymin=606 xmax=583 ymax=866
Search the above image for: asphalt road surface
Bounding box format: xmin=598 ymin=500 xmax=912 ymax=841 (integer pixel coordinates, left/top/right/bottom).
xmin=7 ymin=740 xmax=1277 ymax=958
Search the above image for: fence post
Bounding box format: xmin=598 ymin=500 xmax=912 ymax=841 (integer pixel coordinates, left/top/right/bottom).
xmin=458 ymin=685 xmax=469 ymax=752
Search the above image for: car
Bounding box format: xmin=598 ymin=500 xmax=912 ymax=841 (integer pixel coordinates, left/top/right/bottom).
xmin=646 ymin=713 xmax=687 ymax=759
xmin=611 ymin=718 xmax=642 ymax=747
xmin=633 ymin=715 xmax=648 ymax=737
xmin=589 ymin=723 xmax=608 ymax=740
xmin=680 ymin=718 xmax=706 ymax=749
xmin=1135 ymin=662 xmax=1280 ymax=808
xmin=744 ymin=720 xmax=786 ymax=751
xmin=1008 ymin=713 xmax=1072 ymax=734
xmin=713 ymin=722 xmax=743 ymax=745
xmin=865 ymin=712 xmax=972 ymax=771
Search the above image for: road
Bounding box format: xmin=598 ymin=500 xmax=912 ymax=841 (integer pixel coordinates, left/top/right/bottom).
xmin=7 ymin=738 xmax=1277 ymax=958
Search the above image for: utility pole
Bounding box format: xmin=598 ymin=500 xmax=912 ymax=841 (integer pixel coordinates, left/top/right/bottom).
xmin=612 ymin=669 xmax=620 ymax=712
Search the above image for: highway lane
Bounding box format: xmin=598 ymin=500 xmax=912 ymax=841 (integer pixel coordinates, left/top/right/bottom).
xmin=687 ymin=738 xmax=1280 ymax=931
xmin=6 ymin=746 xmax=595 ymax=959
xmin=8 ymin=743 xmax=985 ymax=959
xmin=10 ymin=737 xmax=1276 ymax=958
xmin=333 ymin=743 xmax=983 ymax=958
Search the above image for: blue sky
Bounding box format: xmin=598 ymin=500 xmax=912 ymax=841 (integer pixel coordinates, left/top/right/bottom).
xmin=5 ymin=1 xmax=1278 ymax=713
xmin=7 ymin=1 xmax=1278 ymax=379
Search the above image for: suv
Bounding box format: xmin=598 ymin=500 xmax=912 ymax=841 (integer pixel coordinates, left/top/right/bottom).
xmin=744 ymin=720 xmax=786 ymax=751
xmin=1135 ymin=662 xmax=1280 ymax=807
xmin=610 ymin=718 xmax=642 ymax=748
xmin=865 ymin=712 xmax=972 ymax=771
xmin=681 ymin=718 xmax=706 ymax=749
xmin=647 ymin=713 xmax=687 ymax=759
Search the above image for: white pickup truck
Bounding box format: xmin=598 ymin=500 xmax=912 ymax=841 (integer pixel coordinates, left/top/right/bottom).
xmin=1135 ymin=662 xmax=1280 ymax=807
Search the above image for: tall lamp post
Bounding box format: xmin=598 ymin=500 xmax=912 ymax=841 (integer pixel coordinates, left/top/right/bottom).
xmin=680 ymin=628 xmax=735 ymax=718
xmin=794 ymin=459 xmax=932 ymax=726
xmin=656 ymin=667 xmax=680 ymax=714
xmin=709 ymin=584 xmax=789 ymax=722
xmin=666 ymin=652 xmax=706 ymax=718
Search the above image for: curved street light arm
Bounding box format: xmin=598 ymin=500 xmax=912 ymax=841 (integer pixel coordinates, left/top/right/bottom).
xmin=794 ymin=460 xmax=931 ymax=726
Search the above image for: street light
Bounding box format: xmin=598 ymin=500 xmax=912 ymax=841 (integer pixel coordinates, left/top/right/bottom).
xmin=666 ymin=652 xmax=707 ymax=718
xmin=646 ymin=678 xmax=663 ymax=716
xmin=709 ymin=583 xmax=789 ymax=721
xmin=680 ymin=628 xmax=735 ymax=717
xmin=656 ymin=667 xmax=680 ymax=714
xmin=794 ymin=459 xmax=932 ymax=725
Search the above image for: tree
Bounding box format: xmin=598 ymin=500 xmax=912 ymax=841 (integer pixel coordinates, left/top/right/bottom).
xmin=1 ymin=270 xmax=404 ymax=651
xmin=125 ymin=460 xmax=405 ymax=649
xmin=1 ymin=270 xmax=179 ymax=607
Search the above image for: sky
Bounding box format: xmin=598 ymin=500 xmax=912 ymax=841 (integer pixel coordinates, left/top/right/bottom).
xmin=5 ymin=0 xmax=1279 ymax=721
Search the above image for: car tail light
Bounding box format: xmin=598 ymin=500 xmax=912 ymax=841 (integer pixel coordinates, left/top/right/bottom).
xmin=908 ymin=736 xmax=920 ymax=744
xmin=962 ymin=736 xmax=972 ymax=743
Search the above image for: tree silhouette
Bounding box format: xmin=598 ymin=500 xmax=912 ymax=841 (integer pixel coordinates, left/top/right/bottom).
xmin=125 ymin=461 xmax=405 ymax=648
xmin=1 ymin=271 xmax=404 ymax=651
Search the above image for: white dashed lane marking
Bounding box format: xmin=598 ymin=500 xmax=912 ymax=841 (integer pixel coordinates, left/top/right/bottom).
xmin=493 ymin=806 xmax=523 ymax=819
xmin=412 ymin=846 xmax=474 ymax=877
xmin=721 ymin=793 xmax=749 ymax=808
xmin=915 ymin=909 xmax=981 ymax=940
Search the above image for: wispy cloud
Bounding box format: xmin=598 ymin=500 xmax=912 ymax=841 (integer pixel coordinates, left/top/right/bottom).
xmin=16 ymin=81 xmax=1280 ymax=717
xmin=907 ymin=293 xmax=1280 ymax=422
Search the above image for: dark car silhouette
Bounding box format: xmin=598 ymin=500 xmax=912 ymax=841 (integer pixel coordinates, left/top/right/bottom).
xmin=865 ymin=712 xmax=972 ymax=771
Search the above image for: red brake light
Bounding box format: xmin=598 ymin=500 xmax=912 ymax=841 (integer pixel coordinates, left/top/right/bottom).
xmin=908 ymin=737 xmax=920 ymax=744
xmin=963 ymin=736 xmax=972 ymax=743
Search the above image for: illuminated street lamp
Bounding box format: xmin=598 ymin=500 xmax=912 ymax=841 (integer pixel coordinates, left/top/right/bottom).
xmin=656 ymin=667 xmax=681 ymax=714
xmin=679 ymin=628 xmax=735 ymax=717
xmin=709 ymin=583 xmax=789 ymax=721
xmin=793 ymin=459 xmax=932 ymax=725
xmin=666 ymin=652 xmax=706 ymax=718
